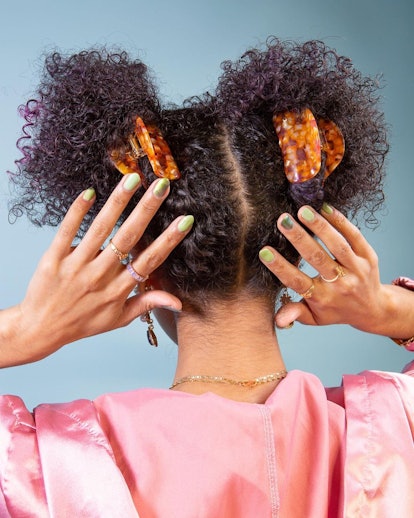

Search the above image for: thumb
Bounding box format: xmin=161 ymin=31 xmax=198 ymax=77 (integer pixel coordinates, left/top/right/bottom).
xmin=122 ymin=289 xmax=182 ymax=326
xmin=275 ymin=301 xmax=317 ymax=328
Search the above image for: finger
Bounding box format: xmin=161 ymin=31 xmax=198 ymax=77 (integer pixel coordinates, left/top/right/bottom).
xmin=121 ymin=290 xmax=182 ymax=327
xmin=51 ymin=188 xmax=96 ymax=260
xmin=319 ymin=204 xmax=378 ymax=264
xmin=259 ymin=246 xmax=315 ymax=297
xmin=123 ymin=214 xmax=194 ymax=285
xmin=76 ymin=173 xmax=144 ymax=258
xmin=276 ymin=212 xmax=341 ymax=281
xmin=104 ymin=177 xmax=171 ymax=260
xmin=275 ymin=301 xmax=317 ymax=328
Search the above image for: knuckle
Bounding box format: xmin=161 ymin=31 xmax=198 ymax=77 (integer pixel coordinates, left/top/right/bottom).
xmin=289 ymin=230 xmax=306 ymax=244
xmin=89 ymin=220 xmax=111 ymax=240
xmin=369 ymin=250 xmax=379 ymax=268
xmin=139 ymin=198 xmax=158 ymax=216
xmin=38 ymin=253 xmax=57 ymax=275
xmin=142 ymin=249 xmax=161 ymax=270
xmin=110 ymin=191 xmax=128 ymax=207
xmin=335 ymin=241 xmax=351 ymax=260
xmin=118 ymin=229 xmax=137 ymax=249
xmin=308 ymin=249 xmax=327 ymax=267
xmin=312 ymin=216 xmax=328 ymax=233
xmin=59 ymin=221 xmax=76 ymax=240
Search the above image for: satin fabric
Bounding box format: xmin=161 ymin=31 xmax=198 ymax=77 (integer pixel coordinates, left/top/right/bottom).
xmin=1 ymin=367 xmax=414 ymax=517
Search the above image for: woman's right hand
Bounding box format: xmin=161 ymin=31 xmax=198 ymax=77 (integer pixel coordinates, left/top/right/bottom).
xmin=0 ymin=173 xmax=193 ymax=367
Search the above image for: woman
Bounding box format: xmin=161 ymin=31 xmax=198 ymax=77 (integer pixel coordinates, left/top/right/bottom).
xmin=1 ymin=39 xmax=414 ymax=516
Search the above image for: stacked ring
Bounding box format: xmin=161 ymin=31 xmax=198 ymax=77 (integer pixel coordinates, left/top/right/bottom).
xmin=126 ymin=261 xmax=148 ymax=283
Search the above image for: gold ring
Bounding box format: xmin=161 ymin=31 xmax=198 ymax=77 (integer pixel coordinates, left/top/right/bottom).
xmin=109 ymin=239 xmax=130 ymax=264
xmin=321 ymin=265 xmax=346 ymax=283
xmin=299 ymin=282 xmax=315 ymax=299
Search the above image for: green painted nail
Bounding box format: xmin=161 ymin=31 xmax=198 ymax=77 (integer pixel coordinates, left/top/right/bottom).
xmin=322 ymin=202 xmax=333 ymax=215
xmin=123 ymin=173 xmax=141 ymax=191
xmin=259 ymin=248 xmax=275 ymax=263
xmin=178 ymin=215 xmax=194 ymax=232
xmin=153 ymin=178 xmax=170 ymax=198
xmin=301 ymin=207 xmax=314 ymax=222
xmin=83 ymin=188 xmax=95 ymax=201
xmin=281 ymin=215 xmax=294 ymax=230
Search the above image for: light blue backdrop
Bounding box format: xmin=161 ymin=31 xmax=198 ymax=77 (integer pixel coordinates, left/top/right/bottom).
xmin=1 ymin=0 xmax=413 ymax=409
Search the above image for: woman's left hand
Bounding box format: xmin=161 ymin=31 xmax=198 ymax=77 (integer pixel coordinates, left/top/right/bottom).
xmin=259 ymin=204 xmax=414 ymax=339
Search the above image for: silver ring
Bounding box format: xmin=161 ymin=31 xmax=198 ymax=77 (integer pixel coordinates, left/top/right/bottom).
xmin=126 ymin=261 xmax=148 ymax=283
xmin=320 ymin=265 xmax=346 ymax=283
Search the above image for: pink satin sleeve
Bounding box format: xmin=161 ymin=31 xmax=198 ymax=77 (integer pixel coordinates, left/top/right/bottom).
xmin=0 ymin=395 xmax=48 ymax=517
xmin=340 ymin=369 xmax=414 ymax=517
xmin=0 ymin=396 xmax=140 ymax=517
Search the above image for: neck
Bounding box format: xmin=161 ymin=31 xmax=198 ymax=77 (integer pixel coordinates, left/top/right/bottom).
xmin=171 ymin=295 xmax=286 ymax=403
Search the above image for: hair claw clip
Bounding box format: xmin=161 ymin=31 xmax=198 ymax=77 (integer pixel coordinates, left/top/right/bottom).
xmin=109 ymin=116 xmax=181 ymax=187
xmin=273 ymin=108 xmax=345 ymax=184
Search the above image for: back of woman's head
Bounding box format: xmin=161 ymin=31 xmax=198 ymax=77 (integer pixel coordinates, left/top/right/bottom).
xmin=9 ymin=38 xmax=388 ymax=312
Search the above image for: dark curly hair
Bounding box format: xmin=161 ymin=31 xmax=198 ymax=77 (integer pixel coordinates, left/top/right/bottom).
xmin=8 ymin=38 xmax=388 ymax=312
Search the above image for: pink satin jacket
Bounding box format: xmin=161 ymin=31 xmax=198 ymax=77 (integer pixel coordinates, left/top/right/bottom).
xmin=1 ymin=365 xmax=414 ymax=518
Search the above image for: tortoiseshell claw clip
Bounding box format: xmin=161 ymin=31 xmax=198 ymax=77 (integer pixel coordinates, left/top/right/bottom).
xmin=317 ymin=119 xmax=345 ymax=178
xmin=273 ymin=108 xmax=345 ymax=184
xmin=109 ymin=116 xmax=181 ymax=187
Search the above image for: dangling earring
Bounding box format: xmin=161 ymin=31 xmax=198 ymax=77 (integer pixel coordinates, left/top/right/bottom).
xmin=134 ymin=280 xmax=158 ymax=347
xmin=140 ymin=283 xmax=158 ymax=347
xmin=141 ymin=308 xmax=158 ymax=347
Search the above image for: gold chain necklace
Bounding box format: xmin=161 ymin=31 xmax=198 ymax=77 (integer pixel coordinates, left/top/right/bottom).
xmin=170 ymin=370 xmax=288 ymax=390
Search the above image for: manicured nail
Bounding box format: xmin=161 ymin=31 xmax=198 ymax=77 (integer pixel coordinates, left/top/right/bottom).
xmin=322 ymin=202 xmax=333 ymax=215
xmin=301 ymin=207 xmax=314 ymax=222
xmin=123 ymin=173 xmax=141 ymax=191
xmin=153 ymin=178 xmax=170 ymax=198
xmin=178 ymin=215 xmax=194 ymax=232
xmin=281 ymin=215 xmax=294 ymax=230
xmin=83 ymin=188 xmax=95 ymax=201
xmin=259 ymin=248 xmax=275 ymax=263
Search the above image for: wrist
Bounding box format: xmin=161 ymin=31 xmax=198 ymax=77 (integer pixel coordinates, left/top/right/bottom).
xmin=389 ymin=277 xmax=414 ymax=349
xmin=0 ymin=305 xmax=28 ymax=368
xmin=362 ymin=283 xmax=414 ymax=340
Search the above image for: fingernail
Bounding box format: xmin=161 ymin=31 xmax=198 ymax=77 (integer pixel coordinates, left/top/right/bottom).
xmin=123 ymin=173 xmax=141 ymax=191
xmin=259 ymin=248 xmax=275 ymax=262
xmin=153 ymin=178 xmax=170 ymax=198
xmin=322 ymin=202 xmax=333 ymax=215
xmin=178 ymin=215 xmax=194 ymax=232
xmin=281 ymin=215 xmax=294 ymax=230
xmin=301 ymin=207 xmax=314 ymax=222
xmin=83 ymin=188 xmax=95 ymax=201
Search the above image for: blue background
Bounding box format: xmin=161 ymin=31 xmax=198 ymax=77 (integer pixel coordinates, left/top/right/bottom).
xmin=0 ymin=0 xmax=413 ymax=409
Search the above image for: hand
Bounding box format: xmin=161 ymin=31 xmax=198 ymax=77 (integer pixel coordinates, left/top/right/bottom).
xmin=0 ymin=174 xmax=193 ymax=367
xmin=259 ymin=204 xmax=414 ymax=338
